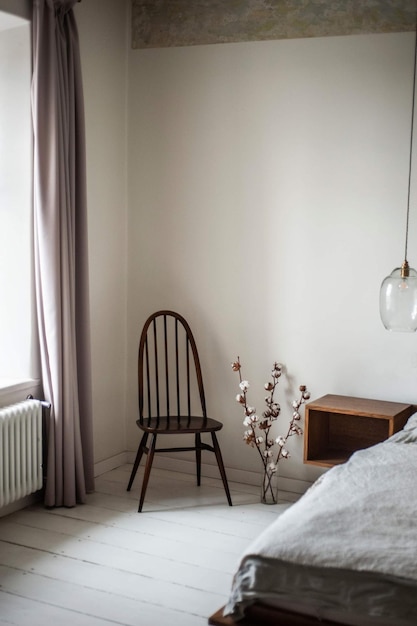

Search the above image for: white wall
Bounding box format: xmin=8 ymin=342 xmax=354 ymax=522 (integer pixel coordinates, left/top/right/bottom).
xmin=75 ymin=0 xmax=129 ymax=468
xmin=127 ymin=32 xmax=417 ymax=489
xmin=0 ymin=0 xmax=30 ymax=20
xmin=73 ymin=2 xmax=417 ymax=491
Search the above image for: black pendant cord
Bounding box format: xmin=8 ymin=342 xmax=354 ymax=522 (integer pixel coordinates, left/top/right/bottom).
xmin=405 ymin=12 xmax=417 ymax=263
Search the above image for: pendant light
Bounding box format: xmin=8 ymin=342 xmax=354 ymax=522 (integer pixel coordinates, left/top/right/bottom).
xmin=380 ymin=22 xmax=417 ymax=332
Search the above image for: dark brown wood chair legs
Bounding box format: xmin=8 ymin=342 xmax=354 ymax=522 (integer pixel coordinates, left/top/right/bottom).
xmin=196 ymin=433 xmax=202 ymax=486
xmin=212 ymin=432 xmax=232 ymax=506
xmin=138 ymin=434 xmax=157 ymax=512
xmin=127 ymin=432 xmax=148 ymax=491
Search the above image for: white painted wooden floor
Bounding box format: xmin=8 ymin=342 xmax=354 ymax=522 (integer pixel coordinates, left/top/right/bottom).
xmin=0 ymin=464 xmax=294 ymax=626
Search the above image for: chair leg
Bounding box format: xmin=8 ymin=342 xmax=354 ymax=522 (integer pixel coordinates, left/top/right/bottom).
xmin=127 ymin=432 xmax=148 ymax=491
xmin=195 ymin=433 xmax=202 ymax=486
xmin=138 ymin=433 xmax=157 ymax=512
xmin=211 ymin=432 xmax=232 ymax=506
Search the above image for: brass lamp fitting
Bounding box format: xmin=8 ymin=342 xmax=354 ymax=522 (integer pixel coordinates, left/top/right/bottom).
xmin=401 ymin=260 xmax=410 ymax=278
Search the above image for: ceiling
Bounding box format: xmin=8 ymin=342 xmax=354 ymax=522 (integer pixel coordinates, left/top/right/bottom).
xmin=132 ymin=0 xmax=416 ymax=49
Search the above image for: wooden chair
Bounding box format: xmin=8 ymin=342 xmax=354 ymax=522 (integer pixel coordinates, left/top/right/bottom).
xmin=127 ymin=310 xmax=232 ymax=512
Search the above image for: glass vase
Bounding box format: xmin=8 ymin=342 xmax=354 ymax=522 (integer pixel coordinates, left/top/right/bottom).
xmin=261 ymin=469 xmax=278 ymax=504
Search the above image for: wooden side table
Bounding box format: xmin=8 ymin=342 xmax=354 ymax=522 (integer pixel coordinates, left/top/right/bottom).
xmin=303 ymin=394 xmax=415 ymax=468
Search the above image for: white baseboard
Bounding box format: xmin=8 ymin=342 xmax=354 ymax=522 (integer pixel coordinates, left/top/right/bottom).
xmin=94 ymin=452 xmax=128 ymax=477
xmin=0 ymin=491 xmax=42 ymax=518
xmin=1 ymin=452 xmax=128 ymax=518
xmin=125 ymin=450 xmax=312 ymax=496
xmin=0 ymin=452 xmax=312 ymax=518
xmin=1 ymin=453 xmax=128 ymax=518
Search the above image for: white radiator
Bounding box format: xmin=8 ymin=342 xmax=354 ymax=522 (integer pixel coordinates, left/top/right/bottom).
xmin=0 ymin=398 xmax=43 ymax=507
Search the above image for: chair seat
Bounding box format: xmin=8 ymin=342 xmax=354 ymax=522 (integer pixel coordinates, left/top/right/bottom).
xmin=137 ymin=415 xmax=223 ymax=434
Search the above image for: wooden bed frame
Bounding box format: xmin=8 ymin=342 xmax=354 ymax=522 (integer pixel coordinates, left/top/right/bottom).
xmin=209 ymin=604 xmax=342 ymax=626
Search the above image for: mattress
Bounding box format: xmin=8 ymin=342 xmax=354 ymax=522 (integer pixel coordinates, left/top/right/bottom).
xmin=224 ymin=414 xmax=417 ymax=625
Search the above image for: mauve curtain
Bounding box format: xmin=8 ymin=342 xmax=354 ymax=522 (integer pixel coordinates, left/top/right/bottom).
xmin=31 ymin=0 xmax=94 ymax=507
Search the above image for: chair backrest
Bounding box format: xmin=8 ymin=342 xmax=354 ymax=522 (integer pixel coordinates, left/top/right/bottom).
xmin=138 ymin=311 xmax=208 ymax=423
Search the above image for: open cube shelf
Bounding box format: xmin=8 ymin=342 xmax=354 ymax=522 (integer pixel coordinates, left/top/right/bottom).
xmin=303 ymin=394 xmax=415 ymax=468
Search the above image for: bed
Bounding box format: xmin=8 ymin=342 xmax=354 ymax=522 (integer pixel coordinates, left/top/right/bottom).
xmin=209 ymin=411 xmax=417 ymax=626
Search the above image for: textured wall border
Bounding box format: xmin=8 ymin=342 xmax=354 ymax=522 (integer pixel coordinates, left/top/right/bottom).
xmin=132 ymin=0 xmax=416 ymax=50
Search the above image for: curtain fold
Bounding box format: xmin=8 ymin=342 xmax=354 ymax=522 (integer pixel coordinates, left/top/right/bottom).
xmin=31 ymin=0 xmax=94 ymax=507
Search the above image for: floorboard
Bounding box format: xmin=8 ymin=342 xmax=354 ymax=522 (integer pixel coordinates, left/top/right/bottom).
xmin=0 ymin=465 xmax=293 ymax=625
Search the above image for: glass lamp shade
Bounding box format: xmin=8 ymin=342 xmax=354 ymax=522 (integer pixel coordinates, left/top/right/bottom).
xmin=380 ymin=265 xmax=417 ymax=331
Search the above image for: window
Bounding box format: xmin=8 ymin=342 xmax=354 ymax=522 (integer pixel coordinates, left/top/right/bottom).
xmin=0 ymin=11 xmax=38 ymax=385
